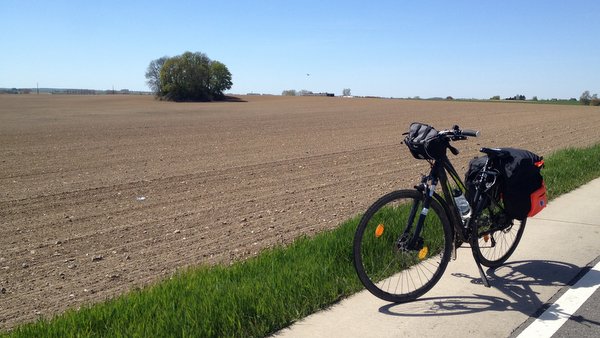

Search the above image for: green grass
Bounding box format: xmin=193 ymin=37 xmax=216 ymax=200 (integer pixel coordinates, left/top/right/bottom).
xmin=5 ymin=143 xmax=600 ymax=338
xmin=516 ymin=99 xmax=582 ymax=106
xmin=6 ymin=219 xmax=363 ymax=338
xmin=542 ymin=144 xmax=600 ymax=199
xmin=445 ymin=98 xmax=585 ymax=106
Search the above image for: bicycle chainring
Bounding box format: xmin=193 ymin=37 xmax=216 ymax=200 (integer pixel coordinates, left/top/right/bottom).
xmin=474 ymin=210 xmax=513 ymax=235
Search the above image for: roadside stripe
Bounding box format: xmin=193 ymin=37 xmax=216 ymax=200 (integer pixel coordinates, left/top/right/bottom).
xmin=517 ymin=260 xmax=600 ymax=338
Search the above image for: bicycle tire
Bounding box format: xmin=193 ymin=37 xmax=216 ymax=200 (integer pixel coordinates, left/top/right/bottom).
xmin=472 ymin=214 xmax=526 ymax=268
xmin=353 ymin=189 xmax=452 ymax=303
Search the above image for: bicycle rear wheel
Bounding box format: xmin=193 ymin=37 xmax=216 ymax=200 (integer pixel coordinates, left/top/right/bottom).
xmin=353 ymin=190 xmax=452 ymax=303
xmin=472 ymin=211 xmax=526 ymax=268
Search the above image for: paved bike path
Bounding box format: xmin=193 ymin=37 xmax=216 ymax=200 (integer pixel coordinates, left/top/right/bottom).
xmin=274 ymin=177 xmax=600 ymax=338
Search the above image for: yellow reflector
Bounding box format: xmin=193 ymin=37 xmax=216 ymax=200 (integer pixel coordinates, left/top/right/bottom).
xmin=418 ymin=247 xmax=428 ymax=260
xmin=375 ymin=224 xmax=384 ymax=238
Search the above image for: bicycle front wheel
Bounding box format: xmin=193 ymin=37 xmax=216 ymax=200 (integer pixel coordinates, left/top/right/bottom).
xmin=353 ymin=190 xmax=452 ymax=303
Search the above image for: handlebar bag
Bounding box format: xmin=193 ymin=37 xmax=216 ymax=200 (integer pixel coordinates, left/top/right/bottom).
xmin=404 ymin=122 xmax=447 ymax=160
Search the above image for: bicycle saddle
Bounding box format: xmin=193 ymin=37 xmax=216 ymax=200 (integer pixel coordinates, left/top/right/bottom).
xmin=480 ymin=147 xmax=510 ymax=158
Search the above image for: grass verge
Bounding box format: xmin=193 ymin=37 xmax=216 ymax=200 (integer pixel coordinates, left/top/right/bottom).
xmin=5 ymin=143 xmax=600 ymax=337
xmin=542 ymin=144 xmax=600 ymax=199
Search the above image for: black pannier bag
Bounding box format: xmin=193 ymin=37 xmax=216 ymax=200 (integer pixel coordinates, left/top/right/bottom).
xmin=404 ymin=122 xmax=447 ymax=160
xmin=465 ymin=148 xmax=547 ymax=220
xmin=500 ymin=148 xmax=547 ymax=220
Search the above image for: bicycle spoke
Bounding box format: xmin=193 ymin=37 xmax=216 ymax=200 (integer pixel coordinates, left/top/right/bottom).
xmin=475 ymin=216 xmax=526 ymax=268
xmin=354 ymin=190 xmax=451 ymax=302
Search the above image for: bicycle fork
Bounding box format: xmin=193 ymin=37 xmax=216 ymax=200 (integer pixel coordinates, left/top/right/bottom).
xmin=399 ymin=177 xmax=437 ymax=252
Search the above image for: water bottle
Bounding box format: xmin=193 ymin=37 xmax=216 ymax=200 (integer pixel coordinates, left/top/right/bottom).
xmin=453 ymin=189 xmax=472 ymax=220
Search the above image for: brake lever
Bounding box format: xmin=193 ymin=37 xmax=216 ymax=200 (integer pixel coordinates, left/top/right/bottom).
xmin=448 ymin=144 xmax=460 ymax=156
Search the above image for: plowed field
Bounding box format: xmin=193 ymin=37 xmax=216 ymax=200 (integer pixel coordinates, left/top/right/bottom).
xmin=2 ymin=94 xmax=599 ymax=329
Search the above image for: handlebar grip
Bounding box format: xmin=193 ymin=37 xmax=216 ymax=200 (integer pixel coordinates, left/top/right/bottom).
xmin=462 ymin=129 xmax=480 ymax=137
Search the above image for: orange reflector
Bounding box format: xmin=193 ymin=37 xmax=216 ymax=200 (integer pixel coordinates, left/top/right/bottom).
xmin=375 ymin=224 xmax=384 ymax=238
xmin=535 ymin=160 xmax=544 ymax=168
xmin=418 ymin=247 xmax=428 ymax=260
xmin=483 ymin=234 xmax=490 ymax=243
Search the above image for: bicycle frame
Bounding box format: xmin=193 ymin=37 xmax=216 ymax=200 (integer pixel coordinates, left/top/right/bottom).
xmin=414 ymin=154 xmax=493 ymax=286
xmin=416 ymin=156 xmax=468 ymax=241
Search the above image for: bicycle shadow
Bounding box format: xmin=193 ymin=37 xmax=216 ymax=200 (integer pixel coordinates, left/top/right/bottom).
xmin=379 ymin=260 xmax=600 ymax=325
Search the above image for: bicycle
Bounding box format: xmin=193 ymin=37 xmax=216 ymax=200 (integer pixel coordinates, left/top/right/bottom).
xmin=352 ymin=123 xmax=539 ymax=303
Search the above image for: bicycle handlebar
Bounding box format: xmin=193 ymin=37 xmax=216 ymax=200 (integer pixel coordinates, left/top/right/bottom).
xmin=462 ymin=129 xmax=480 ymax=137
xmin=438 ymin=125 xmax=480 ymax=140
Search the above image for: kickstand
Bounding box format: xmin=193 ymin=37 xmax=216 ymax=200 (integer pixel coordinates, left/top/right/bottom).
xmin=475 ymin=259 xmax=491 ymax=287
xmin=451 ymin=241 xmax=458 ymax=261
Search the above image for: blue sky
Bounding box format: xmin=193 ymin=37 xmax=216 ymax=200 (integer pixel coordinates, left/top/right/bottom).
xmin=1 ymin=0 xmax=598 ymax=99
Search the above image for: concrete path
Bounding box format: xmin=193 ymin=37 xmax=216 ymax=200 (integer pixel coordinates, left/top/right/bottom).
xmin=274 ymin=178 xmax=600 ymax=338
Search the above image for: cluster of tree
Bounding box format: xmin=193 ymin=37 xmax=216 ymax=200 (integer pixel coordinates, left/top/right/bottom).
xmin=580 ymin=91 xmax=600 ymax=106
xmin=505 ymin=94 xmax=527 ymax=101
xmin=282 ymin=89 xmax=316 ymax=96
xmin=281 ymin=89 xmax=334 ymax=97
xmin=145 ymin=51 xmax=232 ymax=102
xmin=487 ymin=92 xmax=600 ymax=106
xmin=489 ymin=94 xmax=527 ymax=101
xmin=1 ymin=88 xmax=31 ymax=94
xmin=282 ymin=89 xmax=298 ymax=96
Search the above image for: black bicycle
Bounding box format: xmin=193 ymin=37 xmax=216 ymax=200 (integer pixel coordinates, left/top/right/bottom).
xmin=353 ymin=123 xmax=545 ymax=303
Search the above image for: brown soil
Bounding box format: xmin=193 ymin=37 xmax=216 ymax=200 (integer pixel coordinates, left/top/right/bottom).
xmin=1 ymin=95 xmax=599 ymax=329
